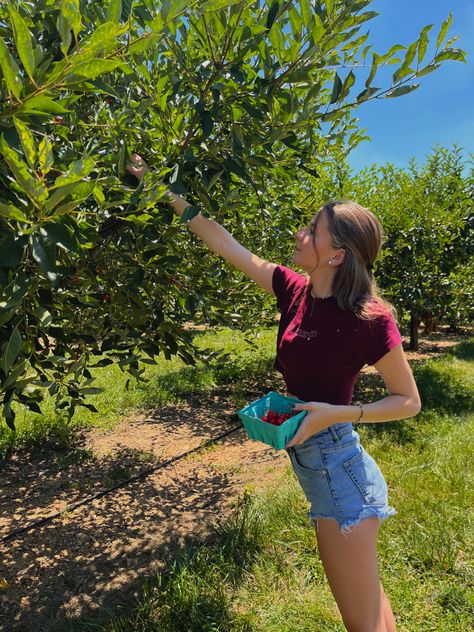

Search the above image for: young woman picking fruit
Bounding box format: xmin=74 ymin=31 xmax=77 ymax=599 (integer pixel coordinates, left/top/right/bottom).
xmin=127 ymin=154 xmax=421 ymax=632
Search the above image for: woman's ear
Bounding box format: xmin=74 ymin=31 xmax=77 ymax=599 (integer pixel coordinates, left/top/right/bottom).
xmin=332 ymin=248 xmax=346 ymax=266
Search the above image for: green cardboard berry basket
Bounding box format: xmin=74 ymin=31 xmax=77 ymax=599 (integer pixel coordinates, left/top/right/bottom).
xmin=237 ymin=391 xmax=307 ymax=450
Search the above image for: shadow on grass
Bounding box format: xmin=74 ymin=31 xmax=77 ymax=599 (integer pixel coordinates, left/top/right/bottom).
xmin=443 ymin=338 xmax=474 ymax=361
xmin=1 ymin=423 xmax=262 ymax=632
xmin=70 ymin=496 xmax=261 ymax=632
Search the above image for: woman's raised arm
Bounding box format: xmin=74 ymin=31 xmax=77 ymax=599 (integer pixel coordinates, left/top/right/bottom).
xmin=126 ymin=154 xmax=276 ymax=295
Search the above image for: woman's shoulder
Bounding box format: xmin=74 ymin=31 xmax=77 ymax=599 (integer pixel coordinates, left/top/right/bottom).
xmin=273 ymin=265 xmax=308 ymax=292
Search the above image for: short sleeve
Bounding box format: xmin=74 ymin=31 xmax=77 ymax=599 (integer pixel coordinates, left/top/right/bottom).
xmin=272 ymin=265 xmax=306 ymax=314
xmin=353 ymin=312 xmax=403 ymax=366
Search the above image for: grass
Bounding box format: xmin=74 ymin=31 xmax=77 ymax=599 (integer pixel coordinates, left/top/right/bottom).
xmin=64 ymin=337 xmax=473 ymax=632
xmin=0 ymin=326 xmax=276 ymax=458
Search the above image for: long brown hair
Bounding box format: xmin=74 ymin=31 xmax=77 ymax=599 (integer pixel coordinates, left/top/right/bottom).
xmin=309 ymin=200 xmax=397 ymax=321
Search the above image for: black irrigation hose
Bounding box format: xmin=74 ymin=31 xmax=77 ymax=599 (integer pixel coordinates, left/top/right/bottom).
xmin=1 ymin=423 xmax=243 ymax=545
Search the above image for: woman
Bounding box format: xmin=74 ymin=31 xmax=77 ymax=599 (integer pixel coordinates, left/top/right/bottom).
xmin=126 ymin=154 xmax=421 ymax=632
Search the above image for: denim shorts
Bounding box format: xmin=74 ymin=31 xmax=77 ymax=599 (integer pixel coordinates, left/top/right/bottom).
xmin=286 ymin=422 xmax=397 ymax=535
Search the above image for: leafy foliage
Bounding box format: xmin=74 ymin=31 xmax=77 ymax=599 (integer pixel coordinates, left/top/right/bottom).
xmin=0 ymin=0 xmax=466 ymax=427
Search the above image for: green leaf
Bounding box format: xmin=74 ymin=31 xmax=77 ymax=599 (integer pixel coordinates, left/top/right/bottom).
xmin=0 ymin=37 xmax=23 ymax=99
xmin=23 ymin=95 xmax=68 ymax=114
xmin=38 ymin=136 xmax=54 ymax=175
xmin=8 ymin=6 xmax=36 ymax=81
xmin=311 ymin=13 xmax=325 ymax=45
xmin=356 ymin=86 xmax=380 ymax=101
xmin=46 ymin=181 xmax=85 ymax=211
xmin=0 ymin=136 xmax=47 ymax=203
xmin=299 ymin=0 xmax=311 ymax=26
xmin=66 ymin=59 xmax=128 ymax=82
xmin=121 ymin=0 xmax=133 ymax=22
xmin=107 ymin=0 xmax=122 ymax=23
xmin=385 ymin=83 xmax=420 ymax=98
xmin=289 ymin=7 xmax=302 ymax=39
xmin=340 ymin=70 xmax=355 ymax=100
xmin=417 ymin=24 xmax=433 ymax=65
xmin=365 ymin=52 xmax=379 ymax=88
xmin=53 ymin=157 xmax=96 ymax=188
xmin=32 ymin=306 xmax=53 ymax=327
xmin=434 ymin=48 xmax=466 ymax=63
xmin=128 ymin=33 xmax=161 ymax=54
xmin=56 ymin=11 xmax=72 ymax=56
xmin=40 ymin=223 xmax=78 ymax=252
xmin=436 ymin=12 xmax=452 ymax=50
xmin=14 ymin=117 xmax=36 ymax=170
xmin=353 ymin=10 xmax=379 ymax=25
xmin=1 ymin=325 xmax=22 ymax=376
xmin=3 ymin=401 xmax=16 ymax=430
xmin=329 ymin=72 xmax=343 ymax=104
xmin=0 ymin=201 xmax=29 ymax=222
xmin=31 ymin=234 xmax=57 ymax=273
xmin=379 ymin=44 xmax=405 ymax=64
xmin=415 ymin=63 xmax=441 ymax=78
xmin=392 ymin=40 xmax=417 ymax=84
xmin=200 ymin=110 xmax=213 ymax=138
xmin=60 ymin=0 xmax=82 ymax=37
xmin=266 ymin=2 xmax=280 ymax=30
xmin=180 ymin=205 xmax=201 ymax=223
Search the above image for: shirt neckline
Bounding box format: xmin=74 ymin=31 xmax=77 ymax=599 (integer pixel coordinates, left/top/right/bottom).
xmin=306 ymin=285 xmax=335 ymax=301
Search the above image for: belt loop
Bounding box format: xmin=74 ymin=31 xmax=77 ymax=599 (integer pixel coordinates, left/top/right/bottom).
xmin=328 ymin=425 xmax=340 ymax=442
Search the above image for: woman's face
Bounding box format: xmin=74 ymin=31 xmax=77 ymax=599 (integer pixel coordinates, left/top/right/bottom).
xmin=293 ymin=209 xmax=341 ymax=272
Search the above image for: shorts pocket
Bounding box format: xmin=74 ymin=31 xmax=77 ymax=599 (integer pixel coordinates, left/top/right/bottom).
xmin=287 ymin=448 xmax=333 ymax=509
xmin=343 ymin=449 xmax=388 ymax=505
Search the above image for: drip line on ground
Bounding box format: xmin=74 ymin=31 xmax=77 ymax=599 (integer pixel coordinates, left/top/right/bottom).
xmin=1 ymin=423 xmax=243 ymax=545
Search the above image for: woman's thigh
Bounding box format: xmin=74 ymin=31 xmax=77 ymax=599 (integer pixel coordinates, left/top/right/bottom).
xmin=316 ymin=516 xmax=383 ymax=631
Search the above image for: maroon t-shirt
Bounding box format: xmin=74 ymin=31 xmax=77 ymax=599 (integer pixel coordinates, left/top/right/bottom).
xmin=272 ymin=265 xmax=402 ymax=405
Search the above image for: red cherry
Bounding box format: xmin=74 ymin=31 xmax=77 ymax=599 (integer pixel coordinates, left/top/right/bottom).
xmin=53 ymin=116 xmax=65 ymax=125
xmin=102 ymin=292 xmax=111 ymax=302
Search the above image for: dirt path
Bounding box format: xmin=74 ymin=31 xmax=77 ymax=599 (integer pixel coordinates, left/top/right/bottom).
xmin=0 ymin=332 xmax=464 ymax=632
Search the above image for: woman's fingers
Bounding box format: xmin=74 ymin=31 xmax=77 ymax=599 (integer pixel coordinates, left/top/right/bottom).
xmin=126 ymin=153 xmax=149 ymax=180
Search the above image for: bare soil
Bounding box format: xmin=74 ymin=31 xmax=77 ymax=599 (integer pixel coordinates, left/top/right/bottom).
xmin=0 ymin=331 xmax=465 ymax=632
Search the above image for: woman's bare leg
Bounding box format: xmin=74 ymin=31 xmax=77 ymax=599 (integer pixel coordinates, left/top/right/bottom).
xmin=315 ymin=517 xmax=397 ymax=631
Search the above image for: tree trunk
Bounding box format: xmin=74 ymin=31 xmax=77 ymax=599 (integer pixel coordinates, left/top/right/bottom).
xmin=422 ymin=311 xmax=437 ymax=334
xmin=409 ymin=312 xmax=420 ymax=351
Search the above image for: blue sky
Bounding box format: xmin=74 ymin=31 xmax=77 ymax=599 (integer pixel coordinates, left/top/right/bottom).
xmin=346 ymin=0 xmax=473 ymax=173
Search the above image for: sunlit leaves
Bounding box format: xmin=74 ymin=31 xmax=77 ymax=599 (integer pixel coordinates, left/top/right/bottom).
xmin=434 ymin=48 xmax=466 ymax=63
xmin=436 ymin=12 xmax=453 ymax=50
xmin=0 ymin=0 xmax=468 ymax=428
xmin=13 ymin=117 xmax=36 ymax=169
xmin=107 ymin=0 xmax=122 ymax=24
xmin=392 ymin=40 xmax=417 ymax=84
xmin=66 ymin=59 xmax=128 ymax=82
xmin=417 ymin=24 xmax=432 ymax=65
xmin=0 ymin=37 xmax=23 ymax=99
xmin=8 ymin=6 xmax=35 ymax=81
xmin=0 ymin=136 xmax=47 ymax=203
xmin=38 ymin=137 xmax=54 ymax=175
xmin=385 ymin=83 xmax=420 ymax=98
xmin=23 ymin=95 xmax=68 ymax=114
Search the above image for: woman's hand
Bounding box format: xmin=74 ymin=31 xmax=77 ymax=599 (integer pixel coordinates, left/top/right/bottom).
xmin=285 ymin=401 xmax=336 ymax=448
xmin=126 ymin=153 xmax=149 ymax=181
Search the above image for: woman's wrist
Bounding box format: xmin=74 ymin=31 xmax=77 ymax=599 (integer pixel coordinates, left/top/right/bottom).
xmin=331 ymin=404 xmax=364 ymax=424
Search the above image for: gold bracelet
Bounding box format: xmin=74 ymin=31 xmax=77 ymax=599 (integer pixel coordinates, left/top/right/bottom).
xmin=355 ymin=403 xmax=364 ymax=423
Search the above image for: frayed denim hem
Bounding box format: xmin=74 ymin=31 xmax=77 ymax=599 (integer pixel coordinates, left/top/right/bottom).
xmin=308 ymin=506 xmax=397 ymax=536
